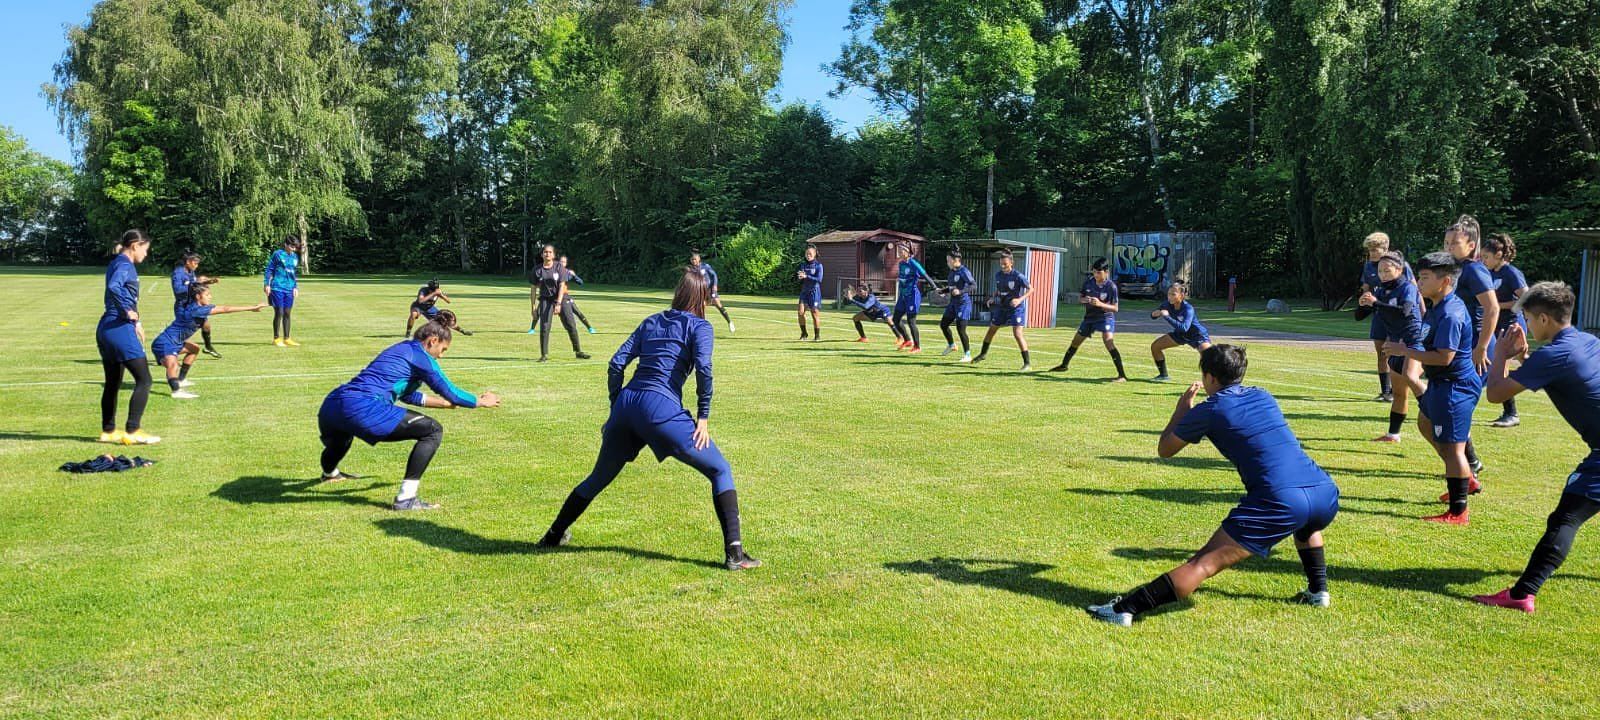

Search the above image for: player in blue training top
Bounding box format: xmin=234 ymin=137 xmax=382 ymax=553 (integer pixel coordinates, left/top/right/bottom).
xmin=972 ymin=249 xmax=1033 ymax=370
xmin=96 ymin=230 xmax=160 ymax=446
xmin=1384 ymin=252 xmax=1481 ymax=524
xmin=1359 ymin=232 xmax=1414 ymax=401
xmin=172 ymin=250 xmax=222 ymax=358
xmin=1482 ymin=233 xmax=1527 ymax=428
xmin=152 ymin=284 xmax=264 ymax=399
xmin=406 ymin=278 xmax=448 ymax=336
xmin=891 ymin=243 xmax=935 ymax=353
xmin=558 ymin=255 xmax=597 ymax=334
xmin=1443 ymin=216 xmax=1494 ymax=474
xmin=1087 ymin=345 xmax=1340 ymax=626
xmin=846 ymin=283 xmax=903 ymax=343
xmin=796 ymin=244 xmax=824 ymax=341
xmin=690 ymin=251 xmax=735 ymax=333
xmin=317 ymin=321 xmax=501 ymax=510
xmin=1149 ymin=280 xmax=1211 ymax=382
xmin=263 ymin=235 xmax=303 ymax=347
xmin=937 ymin=248 xmax=977 ymax=362
xmin=1356 ymin=251 xmax=1426 ymax=443
xmin=1475 ymin=282 xmax=1600 ymax=613
xmin=538 ymin=269 xmax=761 ymax=571
xmin=1049 ymin=257 xmax=1127 ymax=381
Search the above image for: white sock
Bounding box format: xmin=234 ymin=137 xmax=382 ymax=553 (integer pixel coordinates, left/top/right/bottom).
xmin=397 ymin=479 xmax=420 ymax=502
xmin=326 ymin=467 xmax=339 ymax=478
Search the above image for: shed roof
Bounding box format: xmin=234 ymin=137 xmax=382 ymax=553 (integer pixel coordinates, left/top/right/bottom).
xmin=930 ymin=237 xmax=1066 ymax=253
xmin=804 ymin=228 xmax=926 ymax=245
xmin=1548 ymin=227 xmax=1600 ymax=244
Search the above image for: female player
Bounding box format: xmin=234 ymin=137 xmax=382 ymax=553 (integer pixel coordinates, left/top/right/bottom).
xmin=538 ymin=269 xmax=761 ymax=571
xmin=1356 ymin=251 xmax=1426 ymax=442
xmin=797 ymin=244 xmax=824 ymax=340
xmin=847 ymin=283 xmax=903 ymax=343
xmin=1050 ymin=257 xmax=1127 ymax=381
xmin=690 ymin=251 xmax=735 ymax=333
xmin=559 ymin=255 xmax=597 ymax=334
xmin=97 ymin=230 xmax=160 ymax=445
xmin=972 ymin=249 xmax=1032 ymax=370
xmin=1359 ymin=233 xmax=1410 ymax=401
xmin=406 ymin=279 xmax=450 ymax=337
xmin=317 ymin=321 xmax=501 ymax=509
xmin=171 ymin=250 xmax=221 ymax=358
xmin=529 ymin=245 xmax=590 ymax=362
xmin=892 ymin=243 xmax=934 ymax=353
xmin=938 ymin=248 xmax=976 ymax=361
xmin=1443 ymin=216 xmax=1495 ymax=474
xmin=1482 ymin=233 xmax=1527 ymax=428
xmin=263 ymin=235 xmax=303 ymax=347
xmin=1149 ymin=281 xmax=1211 ymax=382
xmin=152 ymin=285 xmax=265 ymax=398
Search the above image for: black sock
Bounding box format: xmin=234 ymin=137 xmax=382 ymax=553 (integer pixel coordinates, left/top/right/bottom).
xmin=1465 ymin=440 xmax=1480 ymax=467
xmin=980 ymin=339 xmax=992 ymax=357
xmin=1298 ymin=546 xmax=1328 ymax=593
xmin=1156 ymin=358 xmax=1168 ymax=376
xmin=855 ymin=320 xmax=865 ymax=338
xmin=201 ymin=327 xmax=214 ymax=350
xmin=178 ymin=364 xmax=191 ymax=381
xmin=1061 ymin=346 xmax=1079 ymax=366
xmin=547 ymin=489 xmax=595 ymax=538
xmin=1512 ymin=494 xmax=1600 ymax=598
xmin=798 ymin=317 xmax=807 ymax=336
xmin=1379 ymin=371 xmax=1392 ymax=395
xmin=957 ymin=321 xmax=970 ymax=352
xmin=1446 ymin=476 xmax=1470 ymax=515
xmin=1113 ymin=573 xmax=1178 ymax=616
xmin=717 ymin=305 xmax=731 ymax=323
xmin=1388 ymin=412 xmax=1406 ymax=435
xmin=1021 ymin=350 xmax=1030 ymax=365
xmin=941 ymin=323 xmax=954 ymax=346
xmin=713 ymin=489 xmax=742 ymax=549
xmin=907 ymin=321 xmax=920 ymax=348
xmin=1109 ymin=348 xmax=1127 ymax=378
xmin=1503 ymin=398 xmax=1517 ymax=418
xmin=168 ymin=377 xmax=181 ymax=392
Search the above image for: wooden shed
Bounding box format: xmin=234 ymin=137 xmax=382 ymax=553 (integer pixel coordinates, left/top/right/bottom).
xmin=929 ymin=239 xmax=1063 ymax=328
xmin=803 ymin=229 xmax=928 ymax=301
xmin=1548 ymin=228 xmax=1600 ymax=332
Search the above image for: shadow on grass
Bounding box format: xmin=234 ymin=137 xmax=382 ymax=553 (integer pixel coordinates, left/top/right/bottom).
xmin=885 ymin=557 xmax=1108 ymax=608
xmin=372 ymin=518 xmax=724 ymax=570
xmin=1065 ymin=485 xmax=1429 ymax=521
xmin=0 ymin=430 xmax=98 ymax=444
xmin=1098 ymin=453 xmax=1439 ymax=481
xmin=211 ymin=475 xmax=391 ymax=508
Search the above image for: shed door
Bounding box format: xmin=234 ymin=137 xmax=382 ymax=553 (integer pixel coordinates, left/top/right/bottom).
xmin=1026 ymin=249 xmax=1059 ymax=328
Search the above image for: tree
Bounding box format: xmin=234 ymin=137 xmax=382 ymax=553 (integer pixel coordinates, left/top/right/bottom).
xmin=0 ymin=127 xmax=74 ymax=261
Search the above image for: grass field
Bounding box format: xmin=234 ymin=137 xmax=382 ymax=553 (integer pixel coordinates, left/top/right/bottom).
xmin=3 ymin=267 xmax=1597 ymax=719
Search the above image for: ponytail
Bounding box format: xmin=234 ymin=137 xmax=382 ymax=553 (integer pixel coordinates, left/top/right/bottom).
xmin=114 ymin=229 xmax=150 ymax=255
xmin=1484 ymin=232 xmax=1516 ymax=263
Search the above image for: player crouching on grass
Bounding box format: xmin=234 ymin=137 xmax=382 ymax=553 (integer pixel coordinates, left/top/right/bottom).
xmin=1087 ymin=344 xmax=1340 ymax=627
xmin=152 ymin=285 xmax=265 ymax=399
xmin=1383 ymin=252 xmax=1482 ymax=524
xmin=1473 ymin=283 xmax=1600 ymax=613
xmin=316 ymin=321 xmax=501 ymax=510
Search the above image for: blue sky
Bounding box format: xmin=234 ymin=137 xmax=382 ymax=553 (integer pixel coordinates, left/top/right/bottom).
xmin=0 ymin=0 xmax=882 ymax=164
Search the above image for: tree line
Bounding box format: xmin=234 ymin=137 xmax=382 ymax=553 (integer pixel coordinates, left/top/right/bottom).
xmin=0 ymin=0 xmax=1593 ymax=302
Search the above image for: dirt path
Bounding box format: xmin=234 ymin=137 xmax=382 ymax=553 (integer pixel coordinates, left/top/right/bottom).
xmin=1113 ymin=316 xmax=1375 ymax=353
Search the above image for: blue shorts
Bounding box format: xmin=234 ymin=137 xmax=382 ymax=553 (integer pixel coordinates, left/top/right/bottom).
xmin=1168 ymin=329 xmax=1210 ymax=348
xmin=894 ymin=292 xmax=921 ymax=316
xmin=799 ymin=289 xmax=822 ymax=310
xmin=1221 ymin=484 xmax=1340 ymax=557
xmin=991 ymin=302 xmax=1026 ymax=327
xmin=319 ymin=391 xmax=406 ymax=445
xmin=412 ymin=303 xmax=440 ymax=318
xmin=942 ymin=300 xmax=972 ymax=322
xmin=1419 ymin=377 xmax=1481 ymax=443
xmin=1369 ymin=315 xmax=1388 ymax=341
xmin=1078 ymin=316 xmax=1115 ymax=336
xmin=151 ymin=333 xmax=192 ymax=361
xmin=863 ymin=307 xmax=890 ymax=322
xmin=269 ymin=289 xmax=295 ymax=309
xmin=96 ymin=321 xmax=145 ymax=363
xmin=1387 ymin=354 xmax=1407 ymax=375
xmin=1563 ymin=451 xmax=1600 ymax=502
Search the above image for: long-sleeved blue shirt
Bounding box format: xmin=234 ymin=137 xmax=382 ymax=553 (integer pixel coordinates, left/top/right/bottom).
xmin=1159 ymin=300 xmax=1205 ymax=335
xmin=609 ymin=309 xmax=715 ymax=419
xmin=171 ymin=267 xmax=198 ymax=309
xmin=898 ymin=258 xmax=931 ymax=297
xmin=848 ymin=292 xmax=889 ymax=315
xmin=946 ymin=266 xmax=976 ymax=307
xmin=102 ymin=255 xmax=140 ymax=325
xmin=696 ymin=264 xmax=719 ymax=291
xmin=1357 ymin=277 xmax=1424 ymax=347
xmin=335 ymin=340 xmax=478 ymax=409
xmin=799 ymin=259 xmax=824 ymax=294
xmin=264 ymin=249 xmax=299 ymax=291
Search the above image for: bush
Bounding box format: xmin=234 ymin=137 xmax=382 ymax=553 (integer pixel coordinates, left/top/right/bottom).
xmin=718 ymin=223 xmax=797 ymax=295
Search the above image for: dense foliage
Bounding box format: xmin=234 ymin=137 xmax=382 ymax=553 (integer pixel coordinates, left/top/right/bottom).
xmin=10 ymin=0 xmax=1597 ymax=299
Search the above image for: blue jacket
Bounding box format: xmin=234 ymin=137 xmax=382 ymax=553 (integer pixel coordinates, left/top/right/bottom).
xmin=610 ymin=310 xmax=715 ymax=419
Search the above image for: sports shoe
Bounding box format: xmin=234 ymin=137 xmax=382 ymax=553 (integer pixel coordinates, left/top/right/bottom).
xmin=1109 ymin=377 xmax=1127 ymax=383
xmin=283 ymin=338 xmax=301 ymax=347
xmin=575 ymin=352 xmax=592 ymax=360
xmin=725 ymin=545 xmax=762 ymax=571
xmin=527 ymin=326 xmax=538 ymax=334
xmin=1372 ymin=433 xmax=1401 ymax=443
xmin=392 ymin=497 xmax=439 ymax=511
xmin=273 ymin=338 xmax=286 ymax=347
xmin=121 ymin=430 xmax=161 ymax=445
xmin=98 ymin=430 xmax=128 ymax=444
xmin=203 ymin=347 xmax=222 ymax=358
xmin=1490 ymin=414 xmax=1520 ymax=428
xmin=971 ymin=353 xmax=987 ymax=364
xmin=728 ymin=322 xmax=736 ymax=333
xmin=171 ymin=390 xmax=199 ymax=400
xmin=587 ymin=327 xmax=597 ymax=334
xmin=1438 ymin=476 xmax=1482 ymax=503
xmin=1020 ymin=363 xmax=1032 ymax=372
xmin=538 ymin=530 xmax=571 ymax=548
xmin=1293 ymin=589 xmax=1331 ymax=608
xmin=457 ymin=328 xmax=474 ymax=336
xmin=1085 ymin=599 xmax=1133 ymax=627
xmin=907 ymin=346 xmax=922 ymax=354
xmin=1047 ymin=363 xmax=1069 ymax=372
xmin=178 ymin=379 xmax=195 ymax=388
xmin=1472 ymin=587 xmax=1535 ymax=614
xmin=1374 ymin=392 xmax=1393 ymax=403
xmin=958 ymin=353 xmax=972 ymax=363
xmin=941 ymin=344 xmax=957 ymax=356
xmin=320 ymin=470 xmax=364 ymax=482
xmin=1151 ymin=374 xmax=1171 ymax=383
xmin=854 ymin=337 xmax=869 ymax=343
xmin=1470 ymin=457 xmax=1485 ymax=475
xmin=537 ymin=356 xmax=549 ymax=363
xmin=811 ymin=334 xmax=820 ymax=342
xmin=799 ymin=333 xmax=809 ymax=341
xmin=1422 ymin=509 xmax=1470 ymax=525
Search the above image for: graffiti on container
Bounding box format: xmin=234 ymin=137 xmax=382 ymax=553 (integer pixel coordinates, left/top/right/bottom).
xmin=1114 ymin=241 xmax=1170 ymax=284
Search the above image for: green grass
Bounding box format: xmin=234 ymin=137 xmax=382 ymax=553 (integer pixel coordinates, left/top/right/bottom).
xmin=2 ymin=267 xmax=1597 ymax=718
xmin=1120 ymin=297 xmax=1376 ymax=340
